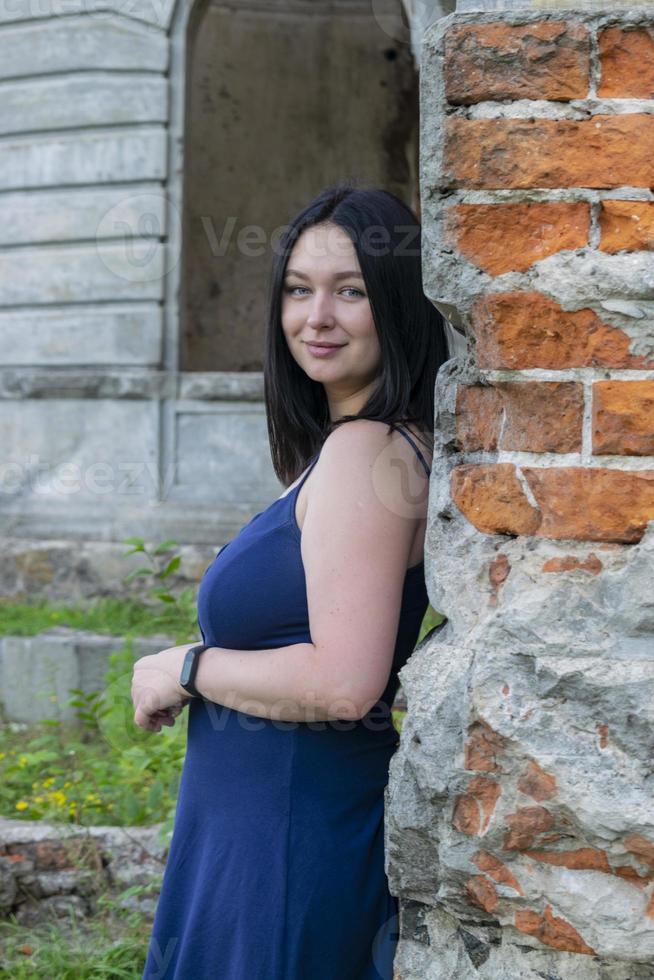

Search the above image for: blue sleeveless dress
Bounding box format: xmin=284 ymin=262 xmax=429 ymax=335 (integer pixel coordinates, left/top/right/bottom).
xmin=142 ymin=425 xmax=431 ymax=980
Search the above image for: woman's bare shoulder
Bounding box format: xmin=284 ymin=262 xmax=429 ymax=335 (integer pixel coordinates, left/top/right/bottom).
xmin=314 ymin=419 xmax=430 ymax=522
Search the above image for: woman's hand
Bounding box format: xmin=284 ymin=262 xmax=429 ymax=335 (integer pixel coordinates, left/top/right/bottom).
xmin=131 ymin=643 xmax=198 ymax=732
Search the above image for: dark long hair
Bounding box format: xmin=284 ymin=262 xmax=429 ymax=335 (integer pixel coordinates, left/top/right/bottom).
xmin=263 ymin=182 xmax=449 ymax=484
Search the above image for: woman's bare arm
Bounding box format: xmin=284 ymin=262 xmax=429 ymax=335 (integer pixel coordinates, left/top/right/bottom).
xmin=193 ymin=640 xmax=365 ymax=721
xmin=192 ymin=420 xmax=425 ymax=722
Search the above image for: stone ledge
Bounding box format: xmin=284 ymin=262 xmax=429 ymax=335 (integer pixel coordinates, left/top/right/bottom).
xmin=0 ymin=369 xmax=265 ymax=400
xmin=0 ymin=816 xmax=168 ymax=926
xmin=0 ymin=535 xmax=216 ymax=602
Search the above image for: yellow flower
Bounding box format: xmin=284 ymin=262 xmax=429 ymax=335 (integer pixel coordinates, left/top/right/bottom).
xmin=43 ymin=777 xmax=55 ymax=787
xmin=33 ymin=796 xmax=44 ymax=804
xmin=0 ymin=752 xmax=6 ymax=760
xmin=15 ymin=801 xmax=28 ymax=811
xmin=18 ymin=756 xmax=29 ymax=767
xmin=63 ymin=781 xmax=72 ymax=789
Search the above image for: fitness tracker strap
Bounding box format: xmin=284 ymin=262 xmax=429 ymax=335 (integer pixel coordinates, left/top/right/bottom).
xmin=180 ymin=643 xmax=210 ymax=698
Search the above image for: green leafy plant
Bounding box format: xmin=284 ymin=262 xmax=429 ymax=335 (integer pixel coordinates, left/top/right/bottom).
xmin=0 ymin=636 xmax=187 ymax=834
xmin=122 ymin=537 xmax=199 ymax=640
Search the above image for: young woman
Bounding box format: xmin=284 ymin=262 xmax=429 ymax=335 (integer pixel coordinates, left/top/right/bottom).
xmin=133 ymin=183 xmax=449 ymax=979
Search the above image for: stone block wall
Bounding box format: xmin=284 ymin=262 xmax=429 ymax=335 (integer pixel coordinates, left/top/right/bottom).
xmin=0 ymin=629 xmax=176 ymax=724
xmin=0 ymin=816 xmax=166 ymax=927
xmin=387 ymin=8 xmax=654 ymax=978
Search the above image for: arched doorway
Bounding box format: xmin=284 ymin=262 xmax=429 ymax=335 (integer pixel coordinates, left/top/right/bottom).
xmin=179 ymin=0 xmax=419 ymax=372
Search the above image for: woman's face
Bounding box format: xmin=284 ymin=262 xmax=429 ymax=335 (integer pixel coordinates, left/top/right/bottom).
xmin=280 ymin=223 xmax=382 ymax=410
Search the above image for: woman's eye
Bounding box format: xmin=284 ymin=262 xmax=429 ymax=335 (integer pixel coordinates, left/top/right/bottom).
xmin=283 ymin=285 xmax=364 ymax=298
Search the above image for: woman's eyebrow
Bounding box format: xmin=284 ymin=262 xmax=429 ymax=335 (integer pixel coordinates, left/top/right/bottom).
xmin=284 ymin=269 xmax=364 ymax=281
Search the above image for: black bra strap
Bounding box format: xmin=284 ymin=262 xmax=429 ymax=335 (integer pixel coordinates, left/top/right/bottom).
xmin=391 ymin=424 xmax=432 ymax=477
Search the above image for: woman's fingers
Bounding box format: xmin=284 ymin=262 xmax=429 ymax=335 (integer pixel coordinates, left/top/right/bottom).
xmin=147 ymin=703 xmax=188 ymax=730
xmin=133 ymin=691 xmax=190 ymax=732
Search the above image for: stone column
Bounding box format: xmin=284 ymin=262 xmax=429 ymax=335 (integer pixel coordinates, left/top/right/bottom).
xmin=388 ymin=6 xmax=654 ymax=977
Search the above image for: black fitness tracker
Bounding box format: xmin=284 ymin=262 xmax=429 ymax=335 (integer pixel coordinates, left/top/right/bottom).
xmin=180 ymin=644 xmax=210 ymax=698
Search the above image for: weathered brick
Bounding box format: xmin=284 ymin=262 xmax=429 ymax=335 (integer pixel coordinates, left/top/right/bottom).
xmin=614 ymin=865 xmax=652 ymax=887
xmin=465 ymin=720 xmax=506 ymax=773
xmin=473 ymin=849 xmax=523 ymax=895
xmin=504 ymin=806 xmax=555 ymax=851
xmin=523 ymin=467 xmax=654 ymax=543
xmin=471 ymin=291 xmax=653 ymax=370
xmin=455 ymin=385 xmax=503 ymax=451
xmin=593 ymin=381 xmax=654 ymax=456
xmin=597 ymin=723 xmax=609 ymax=749
xmin=494 ymin=382 xmax=584 ymax=453
xmin=524 ymin=847 xmax=611 ymax=873
xmin=541 ymin=554 xmax=603 ymax=574
xmin=443 ymin=21 xmax=590 ymax=104
xmin=599 ymin=200 xmax=654 ymax=253
xmin=515 ymin=905 xmax=596 ymax=955
xmin=454 ymin=463 xmax=654 ymax=543
xmin=443 ymin=115 xmax=654 ymax=189
xmin=489 ymin=554 xmax=511 ymax=604
xmin=451 ymin=464 xmax=541 ymax=536
xmin=465 ymin=875 xmax=498 ymax=913
xmin=517 ymin=761 xmax=557 ymax=802
xmin=457 ymin=382 xmax=583 ymax=453
xmin=444 ymin=202 xmax=589 ymax=275
xmin=452 ymin=776 xmax=502 ymax=836
xmin=598 ymin=26 xmax=654 ymax=99
xmin=625 ymin=834 xmax=654 ymax=870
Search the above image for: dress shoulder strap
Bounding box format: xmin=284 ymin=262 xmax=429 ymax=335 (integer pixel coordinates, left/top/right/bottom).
xmin=390 ymin=424 xmax=432 ymax=477
xmin=293 ymin=451 xmax=321 ymax=496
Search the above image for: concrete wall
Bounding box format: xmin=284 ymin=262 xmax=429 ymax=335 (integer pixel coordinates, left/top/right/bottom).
xmin=0 ymin=628 xmax=175 ymax=724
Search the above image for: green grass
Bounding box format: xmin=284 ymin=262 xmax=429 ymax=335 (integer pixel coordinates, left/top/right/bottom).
xmin=0 ymin=888 xmax=154 ymax=978
xmin=0 ymin=595 xmax=196 ymax=643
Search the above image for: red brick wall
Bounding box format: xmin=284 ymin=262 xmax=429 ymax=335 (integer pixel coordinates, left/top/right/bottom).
xmin=437 ymin=18 xmax=654 ymax=544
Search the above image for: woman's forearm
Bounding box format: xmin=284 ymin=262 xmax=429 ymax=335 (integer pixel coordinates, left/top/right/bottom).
xmin=193 ymin=642 xmax=366 ymax=722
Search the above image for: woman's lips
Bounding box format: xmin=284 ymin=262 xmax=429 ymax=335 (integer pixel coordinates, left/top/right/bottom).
xmin=305 ymin=343 xmax=345 ymax=358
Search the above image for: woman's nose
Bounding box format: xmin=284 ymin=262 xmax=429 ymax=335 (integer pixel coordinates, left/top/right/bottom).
xmin=306 ymin=291 xmax=335 ymax=326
